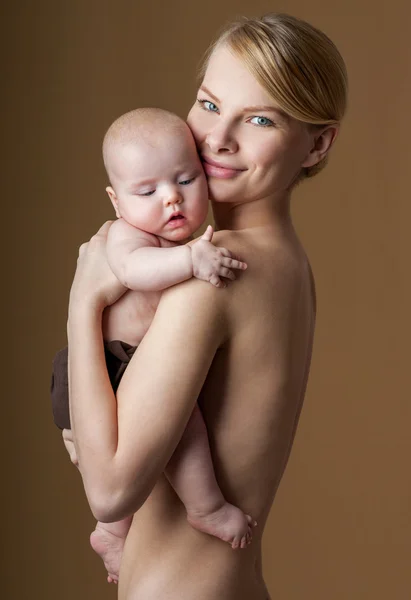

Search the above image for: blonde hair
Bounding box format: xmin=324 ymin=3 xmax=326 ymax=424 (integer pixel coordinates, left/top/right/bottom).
xmin=199 ymin=13 xmax=348 ymax=180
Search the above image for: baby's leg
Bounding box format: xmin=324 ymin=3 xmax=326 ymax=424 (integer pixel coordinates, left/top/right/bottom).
xmin=165 ymin=404 xmax=256 ymax=549
xmin=90 ymin=516 xmax=133 ymax=584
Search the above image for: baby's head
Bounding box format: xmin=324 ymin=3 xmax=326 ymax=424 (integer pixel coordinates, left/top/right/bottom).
xmin=103 ymin=108 xmax=209 ymax=242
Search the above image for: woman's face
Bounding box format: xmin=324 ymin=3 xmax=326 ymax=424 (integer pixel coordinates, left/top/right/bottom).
xmin=187 ymin=44 xmax=317 ymax=204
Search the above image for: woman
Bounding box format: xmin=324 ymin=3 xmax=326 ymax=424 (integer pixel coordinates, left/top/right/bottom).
xmin=66 ymin=13 xmax=347 ymax=599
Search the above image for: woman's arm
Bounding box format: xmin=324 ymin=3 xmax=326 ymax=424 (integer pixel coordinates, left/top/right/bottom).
xmin=68 ymin=231 xmax=228 ymax=522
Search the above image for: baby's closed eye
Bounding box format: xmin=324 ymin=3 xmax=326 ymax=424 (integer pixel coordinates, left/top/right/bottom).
xmin=138 ymin=189 xmax=156 ymax=196
xmin=178 ymin=177 xmax=196 ymax=186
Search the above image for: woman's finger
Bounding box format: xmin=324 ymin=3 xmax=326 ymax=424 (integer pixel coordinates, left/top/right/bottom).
xmin=78 ymin=242 xmax=88 ymax=257
xmin=96 ymin=220 xmax=115 ymax=236
xmin=88 ymin=221 xmax=115 ymax=247
xmin=62 ymin=428 xmax=74 ymax=442
xmin=62 ymin=430 xmax=79 ymax=466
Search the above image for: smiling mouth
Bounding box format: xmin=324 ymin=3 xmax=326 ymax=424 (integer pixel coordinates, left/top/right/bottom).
xmin=201 ymin=156 xmax=245 ymax=171
xmin=201 ymin=157 xmax=245 ymax=180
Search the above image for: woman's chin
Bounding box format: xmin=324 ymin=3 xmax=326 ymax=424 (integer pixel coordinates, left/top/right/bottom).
xmin=207 ymin=182 xmax=236 ymax=204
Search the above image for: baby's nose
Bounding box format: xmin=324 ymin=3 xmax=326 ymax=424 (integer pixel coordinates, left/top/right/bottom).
xmin=164 ymin=189 xmax=183 ymax=206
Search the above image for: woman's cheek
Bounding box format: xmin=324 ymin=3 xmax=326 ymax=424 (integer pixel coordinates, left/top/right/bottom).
xmin=187 ymin=112 xmax=205 ymax=146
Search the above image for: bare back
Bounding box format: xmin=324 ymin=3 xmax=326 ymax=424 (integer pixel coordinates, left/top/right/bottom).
xmin=119 ymin=226 xmax=316 ymax=600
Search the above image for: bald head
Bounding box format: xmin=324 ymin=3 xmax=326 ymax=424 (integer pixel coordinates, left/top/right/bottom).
xmin=102 ymin=108 xmax=192 ymax=184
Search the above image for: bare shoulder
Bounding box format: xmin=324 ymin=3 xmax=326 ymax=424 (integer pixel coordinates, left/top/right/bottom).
xmin=211 ymin=227 xmax=315 ymax=319
xmin=209 ymin=229 xmax=239 ymax=248
xmin=212 ymin=227 xmax=306 ymax=279
xmin=108 ymin=218 xmax=159 ymax=247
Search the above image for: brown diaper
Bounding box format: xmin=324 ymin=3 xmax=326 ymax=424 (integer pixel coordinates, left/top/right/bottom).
xmin=50 ymin=340 xmax=137 ymax=430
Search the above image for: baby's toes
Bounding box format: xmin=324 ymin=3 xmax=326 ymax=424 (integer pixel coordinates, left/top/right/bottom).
xmin=246 ymin=514 xmax=258 ymax=527
xmin=240 ymin=535 xmax=248 ymax=549
xmin=231 ymin=535 xmax=241 ymax=550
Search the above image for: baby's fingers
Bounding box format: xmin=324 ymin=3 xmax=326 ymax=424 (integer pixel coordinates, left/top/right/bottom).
xmin=219 ymin=267 xmax=236 ymax=281
xmin=210 ymin=274 xmax=226 ymax=288
xmin=222 ymin=257 xmax=248 ymax=271
xmin=218 ymin=247 xmax=232 ymax=259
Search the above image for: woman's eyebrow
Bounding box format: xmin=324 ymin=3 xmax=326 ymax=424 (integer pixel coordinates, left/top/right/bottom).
xmin=199 ymin=86 xmax=220 ymax=103
xmin=243 ymin=105 xmax=289 ymax=119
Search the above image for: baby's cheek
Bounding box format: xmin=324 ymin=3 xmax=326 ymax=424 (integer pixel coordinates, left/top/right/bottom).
xmin=143 ymin=206 xmax=163 ymax=228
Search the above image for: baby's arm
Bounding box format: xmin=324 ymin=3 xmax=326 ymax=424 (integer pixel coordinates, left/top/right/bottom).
xmin=107 ymin=219 xmax=247 ymax=291
xmin=107 ymin=219 xmax=191 ymax=291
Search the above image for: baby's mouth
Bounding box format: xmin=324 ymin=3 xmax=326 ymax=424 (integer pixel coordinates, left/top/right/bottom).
xmin=168 ymin=212 xmax=185 ymax=222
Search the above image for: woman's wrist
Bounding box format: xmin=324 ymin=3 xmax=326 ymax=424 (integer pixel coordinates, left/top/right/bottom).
xmin=67 ymin=297 xmax=104 ymax=340
xmin=69 ymin=285 xmax=107 ymax=314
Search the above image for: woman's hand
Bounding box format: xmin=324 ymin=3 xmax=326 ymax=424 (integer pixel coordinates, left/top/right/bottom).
xmin=69 ymin=221 xmax=127 ymax=313
xmin=62 ymin=428 xmax=79 ymax=467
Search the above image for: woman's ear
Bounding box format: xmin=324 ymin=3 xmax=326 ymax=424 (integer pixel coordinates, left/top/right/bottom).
xmin=106 ymin=186 xmax=121 ymax=219
xmin=302 ymin=125 xmax=339 ymax=169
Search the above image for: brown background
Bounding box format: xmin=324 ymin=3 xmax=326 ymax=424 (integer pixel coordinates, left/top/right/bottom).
xmin=3 ymin=0 xmax=410 ymax=598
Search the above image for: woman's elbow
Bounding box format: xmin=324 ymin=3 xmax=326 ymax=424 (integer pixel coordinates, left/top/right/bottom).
xmin=87 ymin=484 xmax=147 ymax=523
xmin=89 ymin=497 xmax=121 ymax=523
xmin=83 ymin=457 xmax=155 ymax=521
xmin=86 ymin=487 xmax=123 ymax=522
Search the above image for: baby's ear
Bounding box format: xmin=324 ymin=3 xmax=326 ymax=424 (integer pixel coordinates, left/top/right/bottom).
xmin=106 ymin=186 xmax=121 ymax=219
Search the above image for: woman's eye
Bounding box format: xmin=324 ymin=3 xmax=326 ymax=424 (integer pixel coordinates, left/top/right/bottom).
xmin=198 ymin=99 xmax=219 ymax=113
xmin=179 ymin=177 xmax=195 ymax=186
xmin=250 ymin=116 xmax=274 ymax=127
xmin=139 ymin=190 xmax=155 ymax=196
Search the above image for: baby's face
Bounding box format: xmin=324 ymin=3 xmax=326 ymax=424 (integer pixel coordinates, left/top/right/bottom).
xmin=107 ymin=128 xmax=209 ymax=242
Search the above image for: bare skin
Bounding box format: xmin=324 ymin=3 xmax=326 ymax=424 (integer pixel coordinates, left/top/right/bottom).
xmin=90 ymin=518 xmax=132 ymax=584
xmin=63 ymin=430 xmax=130 ymax=584
xmin=66 ymin=219 xmax=316 ymax=598
xmin=65 ymin=229 xmax=254 ymax=583
xmin=66 ymin=41 xmax=336 ymax=598
xmin=116 ymin=224 xmax=316 ymax=599
xmin=87 ymin=399 xmax=255 ymax=583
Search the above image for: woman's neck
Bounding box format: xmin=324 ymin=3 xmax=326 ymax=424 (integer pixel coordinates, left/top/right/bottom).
xmin=212 ymin=191 xmax=293 ymax=233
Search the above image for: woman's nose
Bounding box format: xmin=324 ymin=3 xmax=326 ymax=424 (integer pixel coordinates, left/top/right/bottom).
xmin=206 ymin=121 xmax=238 ymax=154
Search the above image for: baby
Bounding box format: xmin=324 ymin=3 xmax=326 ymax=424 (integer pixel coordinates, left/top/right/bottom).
xmin=51 ymin=108 xmax=256 ymax=584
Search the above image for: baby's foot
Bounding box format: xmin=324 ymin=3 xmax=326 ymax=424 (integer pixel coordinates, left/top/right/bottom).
xmin=187 ymin=502 xmax=257 ymax=549
xmin=90 ymin=523 xmax=126 ymax=584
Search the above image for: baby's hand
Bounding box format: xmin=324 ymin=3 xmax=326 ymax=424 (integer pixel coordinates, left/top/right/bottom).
xmin=190 ymin=225 xmax=247 ymax=288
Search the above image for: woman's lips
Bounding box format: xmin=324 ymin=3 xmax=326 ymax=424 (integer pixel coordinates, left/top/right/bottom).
xmin=202 ymin=156 xmax=245 ymax=179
